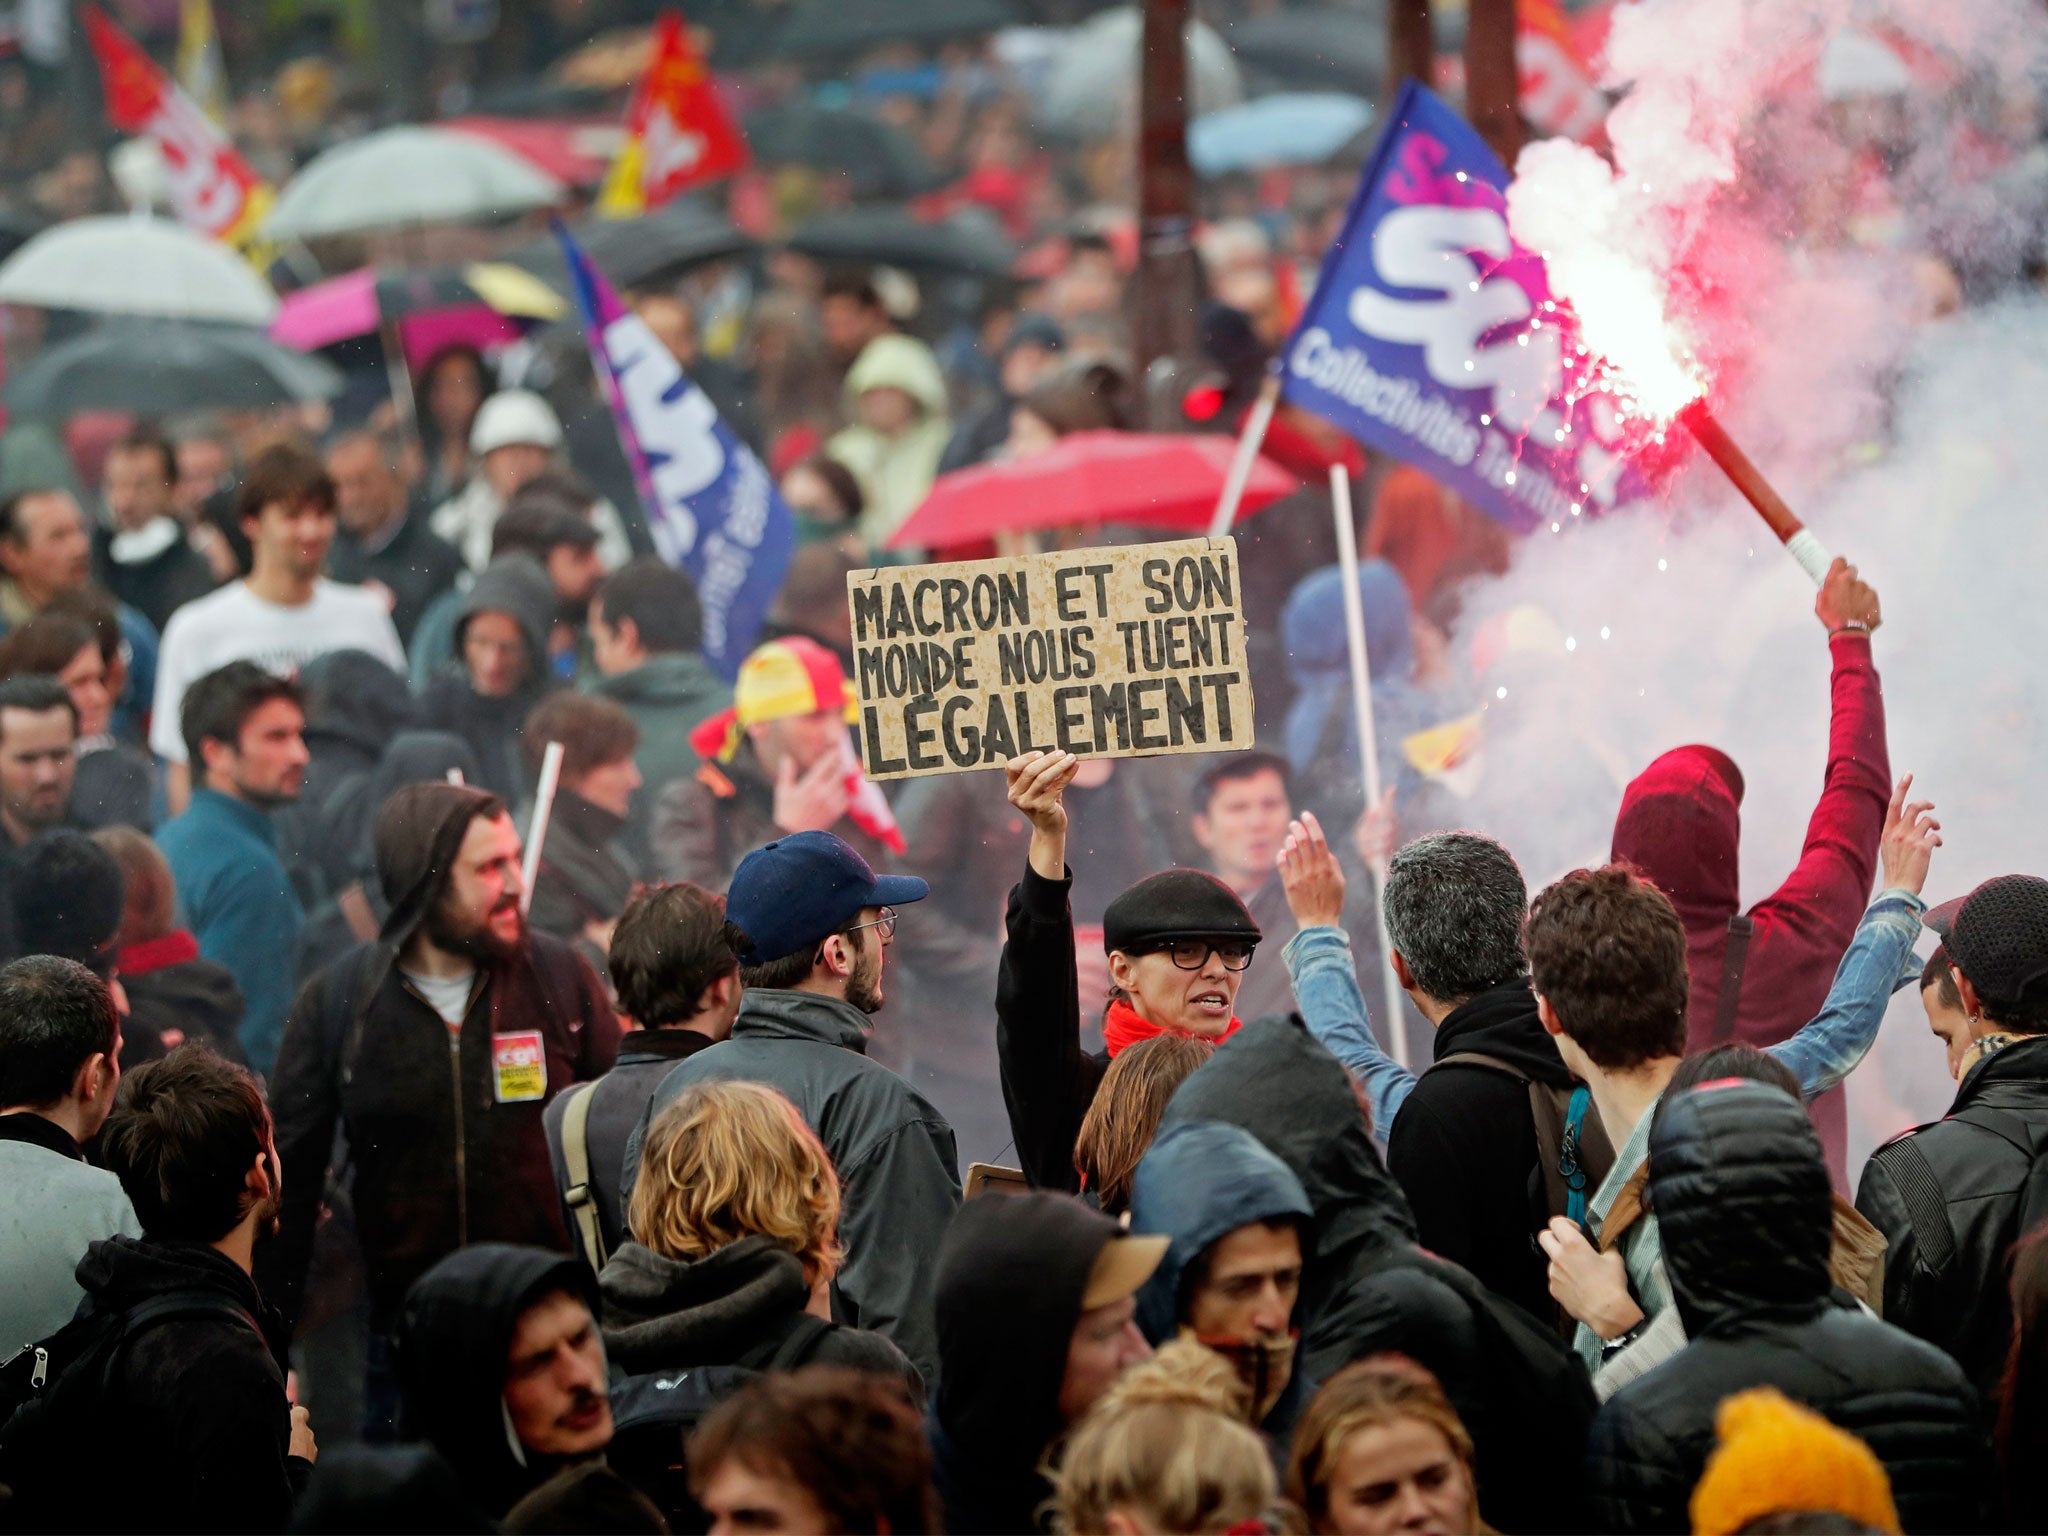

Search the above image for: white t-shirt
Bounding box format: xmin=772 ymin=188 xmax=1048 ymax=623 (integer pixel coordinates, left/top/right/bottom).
xmin=150 ymin=579 xmax=408 ymax=762
xmin=402 ymin=966 xmax=477 ymax=1029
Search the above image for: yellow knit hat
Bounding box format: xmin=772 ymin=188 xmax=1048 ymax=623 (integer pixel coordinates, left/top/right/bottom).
xmin=1690 ymin=1388 xmax=1900 ymax=1536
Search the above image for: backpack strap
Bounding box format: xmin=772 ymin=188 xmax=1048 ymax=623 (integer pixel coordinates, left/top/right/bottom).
xmin=1713 ymin=915 xmax=1756 ymax=1045
xmin=558 ymin=1080 xmax=607 ymax=1272
xmin=1436 ymin=1052 xmax=1613 ymax=1227
xmin=100 ymin=1291 xmax=261 ymax=1395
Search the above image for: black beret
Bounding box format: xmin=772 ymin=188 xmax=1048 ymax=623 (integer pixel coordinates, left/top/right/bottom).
xmin=1102 ymin=868 xmax=1261 ymax=955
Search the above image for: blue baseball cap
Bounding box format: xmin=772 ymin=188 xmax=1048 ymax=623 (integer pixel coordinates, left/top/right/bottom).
xmin=726 ymin=831 xmax=929 ymax=964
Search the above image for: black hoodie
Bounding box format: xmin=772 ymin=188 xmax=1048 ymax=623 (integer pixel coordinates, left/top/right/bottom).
xmin=930 ymin=1193 xmax=1123 ymax=1535
xmin=1162 ymin=1015 xmax=1596 ymax=1535
xmin=71 ymin=1235 xmax=308 ymax=1533
xmin=275 ymin=650 xmax=423 ymax=903
xmin=1387 ymin=981 xmax=1584 ymax=1324
xmin=398 ymin=1243 xmax=600 ymax=1519
xmin=1588 ymin=1082 xmax=1985 ymax=1536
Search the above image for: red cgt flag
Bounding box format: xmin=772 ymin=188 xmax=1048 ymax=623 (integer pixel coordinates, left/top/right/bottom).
xmin=83 ymin=4 xmax=270 ymax=246
xmin=597 ymin=10 xmax=749 ymax=215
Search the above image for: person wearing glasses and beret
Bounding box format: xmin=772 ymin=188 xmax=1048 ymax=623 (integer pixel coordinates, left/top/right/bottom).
xmin=625 ymin=829 xmax=959 ymax=1386
xmin=998 ymin=749 xmax=1262 ymax=1198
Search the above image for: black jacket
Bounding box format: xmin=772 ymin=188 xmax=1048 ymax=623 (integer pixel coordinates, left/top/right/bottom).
xmin=275 ymin=651 xmax=421 ymax=905
xmin=265 ymin=933 xmax=620 ymax=1331
xmin=526 ymin=788 xmax=638 ymax=948
xmin=1856 ymin=1033 xmax=2048 ymax=1404
xmin=71 ymin=1236 xmax=309 ymax=1532
xmin=1162 ymin=1015 xmax=1597 ymax=1535
xmin=1387 ymin=981 xmax=1573 ymax=1324
xmin=996 ymin=864 xmax=1103 ymax=1193
xmin=1590 ymin=1081 xmax=1985 ymax=1535
xmin=931 ymin=1192 xmax=1129 ymax=1535
xmin=543 ymin=1027 xmax=717 ymax=1263
xmin=328 ymin=505 xmax=465 ymax=646
xmin=397 ymin=1243 xmax=597 ymax=1518
xmin=92 ymin=523 xmax=216 ymax=634
xmin=116 ymin=941 xmax=246 ymax=1067
xmin=597 ymin=1233 xmax=918 ymax=1389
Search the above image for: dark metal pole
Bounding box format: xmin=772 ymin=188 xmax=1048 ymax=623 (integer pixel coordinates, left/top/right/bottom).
xmin=1388 ymin=0 xmax=1435 ymax=97
xmin=1132 ymin=0 xmax=1204 ymax=426
xmin=1464 ymin=0 xmax=1524 ymax=166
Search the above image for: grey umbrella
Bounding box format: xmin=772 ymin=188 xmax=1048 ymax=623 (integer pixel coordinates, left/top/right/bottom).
xmin=743 ymin=104 xmax=944 ymax=200
xmin=760 ymin=0 xmax=1021 ymax=58
xmin=3 ymin=320 xmax=343 ymax=417
xmin=785 ymin=208 xmax=1015 ymax=280
xmin=509 ymin=202 xmax=756 ymax=294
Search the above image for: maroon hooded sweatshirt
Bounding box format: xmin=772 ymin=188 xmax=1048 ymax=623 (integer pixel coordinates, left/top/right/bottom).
xmin=1610 ymin=633 xmax=1888 ymax=1187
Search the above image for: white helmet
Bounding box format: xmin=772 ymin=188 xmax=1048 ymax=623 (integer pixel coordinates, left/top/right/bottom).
xmin=469 ymin=388 xmax=563 ymax=456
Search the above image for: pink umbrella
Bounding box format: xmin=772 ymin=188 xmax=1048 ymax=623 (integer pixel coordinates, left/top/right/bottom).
xmin=270 ymin=263 xmax=562 ymax=368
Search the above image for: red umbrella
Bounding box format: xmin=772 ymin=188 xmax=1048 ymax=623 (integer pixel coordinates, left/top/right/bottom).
xmin=887 ymin=430 xmax=1300 ymax=550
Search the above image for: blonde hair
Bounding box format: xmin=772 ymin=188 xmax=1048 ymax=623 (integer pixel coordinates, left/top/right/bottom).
xmin=1053 ymin=1340 xmax=1276 ymax=1535
xmin=1074 ymin=1034 xmax=1215 ymax=1216
xmin=627 ymin=1080 xmax=844 ymax=1288
xmin=1287 ymin=1355 xmax=1477 ymax=1533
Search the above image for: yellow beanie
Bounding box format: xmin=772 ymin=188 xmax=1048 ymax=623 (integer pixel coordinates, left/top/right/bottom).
xmin=1689 ymin=1388 xmax=1901 ymax=1536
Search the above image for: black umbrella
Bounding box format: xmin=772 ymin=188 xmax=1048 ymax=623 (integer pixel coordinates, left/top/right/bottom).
xmin=1222 ymin=8 xmax=1391 ymax=95
xmin=785 ymin=208 xmax=1016 ymax=280
xmin=743 ymin=104 xmax=943 ymax=200
xmin=761 ymin=0 xmax=1022 ymax=59
xmin=509 ymin=202 xmax=757 ymax=295
xmin=3 ymin=320 xmax=343 ymax=417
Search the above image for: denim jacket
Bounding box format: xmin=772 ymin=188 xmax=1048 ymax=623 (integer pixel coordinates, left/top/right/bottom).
xmin=1282 ymin=886 xmax=1928 ymax=1137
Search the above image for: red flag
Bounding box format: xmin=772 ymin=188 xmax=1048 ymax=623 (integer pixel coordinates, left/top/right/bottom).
xmin=83 ymin=5 xmax=270 ymax=245
xmin=597 ymin=11 xmax=749 ymax=215
xmin=1517 ymin=0 xmax=1609 ymax=144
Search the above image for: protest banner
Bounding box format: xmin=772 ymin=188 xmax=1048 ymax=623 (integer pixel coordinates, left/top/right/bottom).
xmin=848 ymin=536 xmax=1255 ymax=781
xmin=557 ymin=222 xmax=794 ymax=679
xmin=1211 ymin=81 xmax=1659 ymax=538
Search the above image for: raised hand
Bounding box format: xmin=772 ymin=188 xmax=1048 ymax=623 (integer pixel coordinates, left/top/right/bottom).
xmin=1279 ymin=811 xmax=1347 ymax=931
xmin=1879 ymin=773 xmax=1941 ymax=896
xmin=773 ymin=748 xmax=852 ymax=835
xmin=1006 ymin=751 xmax=1080 ymax=881
xmin=1816 ymin=557 xmax=1882 ymax=635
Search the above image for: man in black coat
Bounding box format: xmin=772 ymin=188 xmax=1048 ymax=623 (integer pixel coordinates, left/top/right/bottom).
xmin=929 ymin=1192 xmax=1164 ymax=1534
xmin=1590 ymin=1080 xmax=1984 ymax=1534
xmin=1280 ymin=822 xmax=1607 ymax=1328
xmin=1163 ymin=1013 xmax=1597 ymax=1535
xmin=265 ymin=782 xmax=620 ymax=1432
xmin=93 ymin=428 xmax=216 ymax=634
xmin=1857 ymin=873 xmax=2048 ymax=1405
xmin=398 ymin=1245 xmax=614 ymax=1520
xmin=59 ymin=1046 xmax=316 ymax=1530
xmin=325 ymin=430 xmax=464 ymax=647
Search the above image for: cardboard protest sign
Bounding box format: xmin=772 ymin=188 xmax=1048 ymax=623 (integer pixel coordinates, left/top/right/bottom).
xmin=848 ymin=536 xmax=1255 ymax=780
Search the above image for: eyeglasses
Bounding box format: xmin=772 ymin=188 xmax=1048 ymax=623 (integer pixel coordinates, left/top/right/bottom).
xmin=1153 ymin=939 xmax=1255 ymax=972
xmin=814 ymin=908 xmax=898 ymax=964
xmin=847 ymin=908 xmax=898 ymax=943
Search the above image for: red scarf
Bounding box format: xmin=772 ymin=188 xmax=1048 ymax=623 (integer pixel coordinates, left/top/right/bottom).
xmin=115 ymin=930 xmax=200 ymax=978
xmin=1103 ymin=998 xmax=1243 ymax=1058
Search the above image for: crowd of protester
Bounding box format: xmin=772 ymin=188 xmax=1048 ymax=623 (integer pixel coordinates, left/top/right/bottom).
xmin=0 ymin=385 xmax=2041 ymax=1535
xmin=0 ymin=1 xmax=2042 ymax=1532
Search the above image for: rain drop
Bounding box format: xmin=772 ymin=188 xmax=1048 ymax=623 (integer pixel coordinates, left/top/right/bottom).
xmin=1495 ymin=686 xmax=1508 ymax=700
xmin=1600 ymin=626 xmax=1612 ymax=640
xmin=1656 ymin=558 xmax=1668 ymax=571
xmin=1565 ymin=637 xmax=1578 ymax=652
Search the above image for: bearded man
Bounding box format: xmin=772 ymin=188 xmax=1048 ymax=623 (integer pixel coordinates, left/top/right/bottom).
xmin=265 ymin=782 xmax=620 ymax=1435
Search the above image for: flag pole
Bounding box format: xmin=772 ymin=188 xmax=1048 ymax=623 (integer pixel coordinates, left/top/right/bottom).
xmin=1329 ymin=464 xmax=1411 ymax=1072
xmin=1205 ymin=373 xmax=1281 ymax=538
xmin=519 ymin=740 xmax=565 ymax=916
